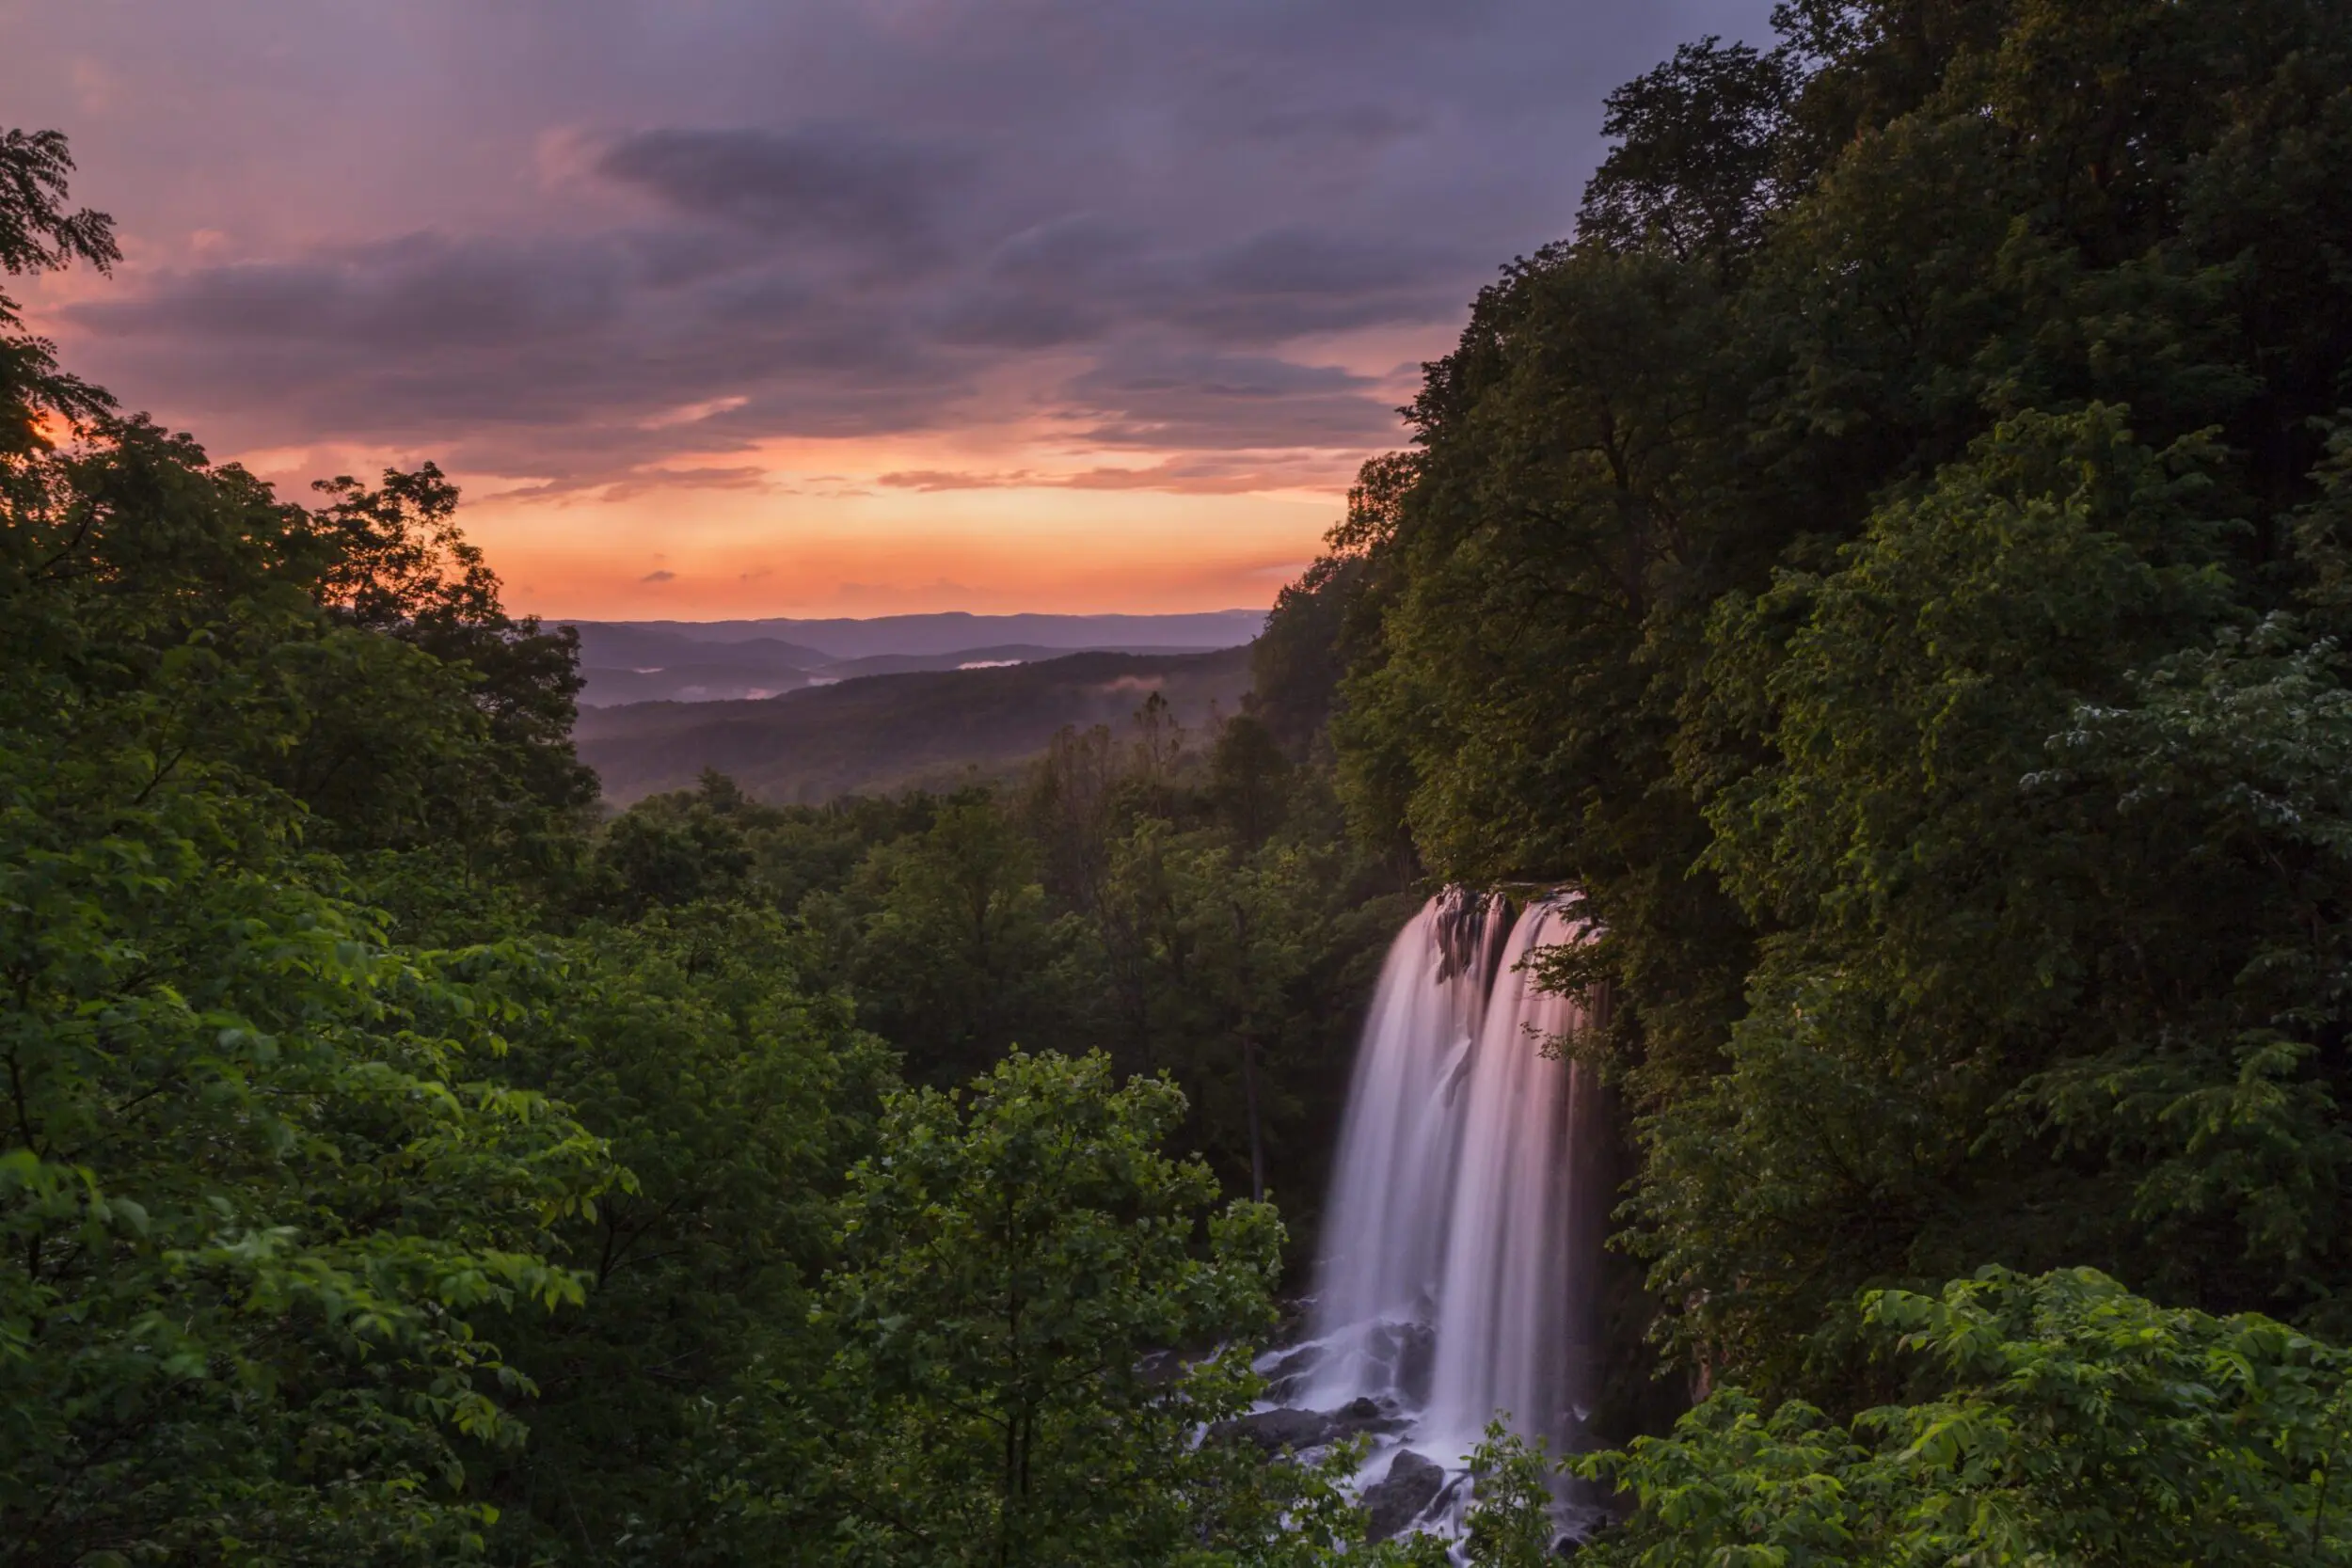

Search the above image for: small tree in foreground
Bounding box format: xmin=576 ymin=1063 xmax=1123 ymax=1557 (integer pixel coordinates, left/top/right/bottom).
xmin=761 ymin=1051 xmax=1287 ymax=1564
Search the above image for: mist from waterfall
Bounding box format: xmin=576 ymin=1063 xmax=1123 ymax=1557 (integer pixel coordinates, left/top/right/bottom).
xmin=1302 ymin=890 xmax=1607 ymax=1466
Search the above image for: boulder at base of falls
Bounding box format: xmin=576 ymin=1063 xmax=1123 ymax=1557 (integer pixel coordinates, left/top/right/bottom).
xmin=1326 ymin=1396 xmax=1408 ymax=1441
xmin=1211 ymin=1406 xmax=1334 ymax=1454
xmin=1362 ymin=1449 xmax=1446 ymax=1542
xmin=1207 ymin=1397 xmax=1406 ymax=1455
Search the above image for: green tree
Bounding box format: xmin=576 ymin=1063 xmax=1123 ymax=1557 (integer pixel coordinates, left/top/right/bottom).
xmin=1 ymin=131 xmax=620 ymax=1560
xmin=587 ymin=771 xmax=759 ymax=918
xmin=1578 ymin=1268 xmax=2352 ymax=1565
xmin=0 ymin=721 xmax=610 ymax=1564
xmin=0 ymin=124 xmax=118 ymax=451
xmin=1577 ymin=36 xmax=1800 ymax=271
xmin=5 ymin=406 xmax=593 ymax=938
xmin=468 ymin=904 xmax=893 ymax=1562
xmin=848 ymin=792 xmax=1088 ymax=1083
xmin=1209 ymin=715 xmax=1291 ymax=851
xmin=306 ymin=462 xmax=596 ymax=866
xmin=748 ymin=1051 xmax=1287 ymax=1566
xmin=1456 ymin=1429 xmax=1568 ymax=1568
xmin=1640 ymin=408 xmax=2250 ymax=1386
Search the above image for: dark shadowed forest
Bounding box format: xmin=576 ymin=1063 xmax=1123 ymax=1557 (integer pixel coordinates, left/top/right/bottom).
xmin=11 ymin=0 xmax=2352 ymax=1560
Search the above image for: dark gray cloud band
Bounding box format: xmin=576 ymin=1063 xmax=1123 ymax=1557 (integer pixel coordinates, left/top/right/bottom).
xmin=20 ymin=0 xmax=1774 ymax=494
xmin=597 ymin=125 xmax=974 ymax=260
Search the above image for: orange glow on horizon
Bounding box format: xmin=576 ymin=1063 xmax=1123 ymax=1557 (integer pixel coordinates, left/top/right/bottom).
xmin=469 ymin=477 xmax=1334 ymax=619
xmin=40 ymin=274 xmax=1412 ymax=622
xmin=225 ymin=432 xmax=1358 ymax=620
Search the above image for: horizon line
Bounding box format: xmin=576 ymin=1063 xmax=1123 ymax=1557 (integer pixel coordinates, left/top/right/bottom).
xmin=541 ymin=607 xmax=1272 ymax=625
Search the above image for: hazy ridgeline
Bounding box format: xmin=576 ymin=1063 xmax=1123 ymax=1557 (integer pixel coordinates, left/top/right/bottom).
xmin=12 ymin=0 xmax=2352 ymax=1561
xmin=564 ymin=612 xmax=1264 ymax=707
xmin=576 ymin=644 xmax=1256 ymax=802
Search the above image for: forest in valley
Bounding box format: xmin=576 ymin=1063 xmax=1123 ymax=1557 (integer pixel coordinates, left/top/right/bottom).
xmin=10 ymin=0 xmax=2352 ymax=1561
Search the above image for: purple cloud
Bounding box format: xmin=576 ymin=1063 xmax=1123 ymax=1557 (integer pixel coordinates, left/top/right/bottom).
xmin=10 ymin=0 xmax=1776 ymax=493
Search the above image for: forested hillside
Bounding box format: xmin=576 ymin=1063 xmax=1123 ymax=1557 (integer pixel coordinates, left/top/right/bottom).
xmin=564 ymin=618 xmax=1258 ymax=706
xmin=1300 ymin=0 xmax=2352 ymax=1379
xmin=1263 ymin=0 xmax=2352 ymax=1555
xmin=12 ymin=0 xmax=2352 ymax=1560
xmin=577 ymin=646 xmax=1253 ymax=801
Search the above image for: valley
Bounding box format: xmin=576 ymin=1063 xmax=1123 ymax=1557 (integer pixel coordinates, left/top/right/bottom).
xmin=576 ymin=643 xmax=1253 ymax=802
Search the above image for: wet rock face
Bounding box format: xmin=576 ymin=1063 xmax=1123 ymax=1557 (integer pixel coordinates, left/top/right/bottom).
xmin=1206 ymin=1397 xmax=1407 ymax=1455
xmin=1211 ymin=1405 xmax=1334 ymax=1454
xmin=1392 ymin=1323 xmax=1437 ymax=1405
xmin=1331 ymin=1395 xmax=1401 ymax=1435
xmin=1362 ymin=1449 xmax=1445 ymax=1542
xmin=1257 ymin=1342 xmax=1321 ymax=1405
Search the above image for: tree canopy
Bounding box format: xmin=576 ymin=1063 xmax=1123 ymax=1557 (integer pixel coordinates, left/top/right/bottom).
xmin=1308 ymin=0 xmax=2352 ymax=1402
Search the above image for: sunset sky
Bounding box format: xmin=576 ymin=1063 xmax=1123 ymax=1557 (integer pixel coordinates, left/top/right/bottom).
xmin=5 ymin=0 xmax=1772 ymax=619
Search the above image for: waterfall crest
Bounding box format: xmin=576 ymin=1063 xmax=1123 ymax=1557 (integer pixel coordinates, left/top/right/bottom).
xmin=1301 ymin=891 xmax=1607 ymax=1465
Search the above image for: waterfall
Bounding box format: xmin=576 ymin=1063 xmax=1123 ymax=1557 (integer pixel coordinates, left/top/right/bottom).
xmin=1301 ymin=887 xmax=1510 ymax=1410
xmin=1301 ymin=891 xmax=1607 ymax=1467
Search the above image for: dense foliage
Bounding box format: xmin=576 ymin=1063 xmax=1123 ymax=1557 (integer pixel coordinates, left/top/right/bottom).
xmin=579 ymin=711 xmax=1414 ymax=1242
xmin=0 ymin=132 xmax=622 ymax=1560
xmin=1303 ymin=0 xmax=2352 ymax=1410
xmin=734 ymin=1051 xmax=1286 ymax=1565
xmin=18 ymin=0 xmax=2352 ymax=1553
xmin=1574 ymin=1268 xmax=2352 ymax=1564
xmin=0 ymin=126 xmax=1424 ymax=1567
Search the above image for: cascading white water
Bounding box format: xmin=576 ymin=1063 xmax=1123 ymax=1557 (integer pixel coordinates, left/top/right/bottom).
xmin=1301 ymin=888 xmax=1509 ymax=1410
xmin=1302 ymin=891 xmax=1607 ymax=1469
xmin=1422 ymin=899 xmax=1603 ymax=1458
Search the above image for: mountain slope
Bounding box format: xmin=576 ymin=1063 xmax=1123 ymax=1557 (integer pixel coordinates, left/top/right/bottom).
xmin=577 ymin=646 xmax=1253 ymax=804
xmin=564 ymin=613 xmax=1264 ymax=705
xmin=567 ymin=610 xmax=1264 ymax=658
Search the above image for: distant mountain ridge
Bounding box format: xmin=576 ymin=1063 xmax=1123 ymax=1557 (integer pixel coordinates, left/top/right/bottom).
xmin=568 ymin=610 xmax=1265 ymax=657
xmin=577 ymin=646 xmax=1253 ymax=804
xmin=561 ymin=610 xmax=1266 ymax=706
